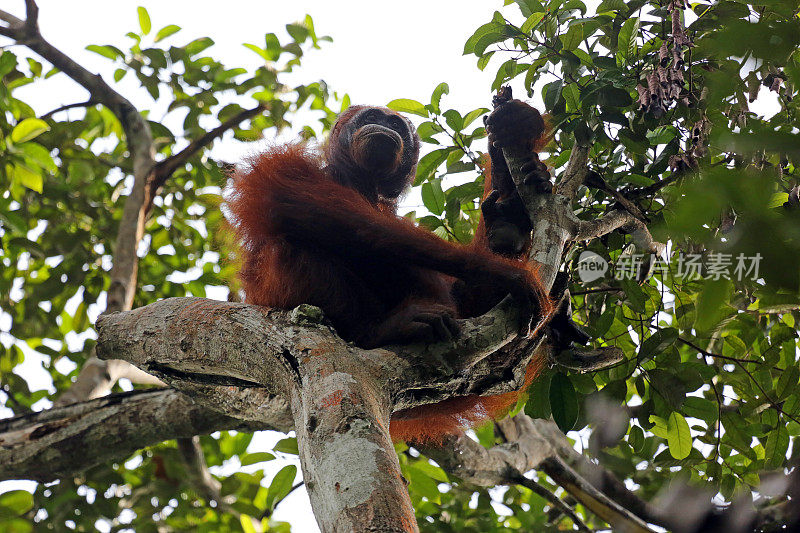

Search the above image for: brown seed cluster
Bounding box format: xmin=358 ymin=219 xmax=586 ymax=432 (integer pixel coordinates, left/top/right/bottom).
xmin=636 ymin=0 xmax=691 ymax=117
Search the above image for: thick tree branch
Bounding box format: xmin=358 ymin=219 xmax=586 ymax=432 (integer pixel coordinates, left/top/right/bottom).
xmin=94 ymin=297 xmax=540 ymax=415
xmin=0 ymin=388 xmax=292 ymax=482
xmin=539 ymin=456 xmax=654 ymax=533
xmin=425 ymin=415 xmax=659 ymax=532
xmin=556 ymin=142 xmax=591 ymax=200
xmin=532 ymin=418 xmax=682 ymax=531
xmin=573 ymin=209 xmax=665 ymax=256
xmin=573 ymin=209 xmax=637 ymax=242
xmin=89 ymin=295 xmax=552 ymax=532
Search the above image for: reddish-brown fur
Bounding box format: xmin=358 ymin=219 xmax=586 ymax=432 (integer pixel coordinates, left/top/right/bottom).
xmin=226 ymin=106 xmax=552 ymax=443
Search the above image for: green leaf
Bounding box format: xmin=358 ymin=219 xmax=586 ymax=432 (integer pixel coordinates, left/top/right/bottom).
xmin=13 ymin=164 xmax=43 ymax=193
xmin=240 ymin=515 xmax=258 ymax=533
xmin=464 ymin=20 xmax=502 ymax=55
xmin=777 ymin=366 xmax=799 ymax=399
xmin=286 ymin=23 xmax=309 ymax=43
xmin=561 ymin=24 xmax=584 ymax=50
xmin=415 ymin=148 xmax=450 ymax=184
xmin=155 ymin=24 xmax=181 ymax=42
xmin=549 ymin=373 xmax=578 ymax=432
xmin=421 ymin=179 xmax=446 ymax=215
xmin=430 ymin=82 xmax=449 ymax=114
xmin=11 ymin=118 xmax=50 ymax=144
xmin=411 ymin=460 xmax=449 ymax=482
xmin=387 ymin=98 xmax=428 ymax=118
xmin=240 ymin=452 xmax=276 ymax=465
xmin=405 ymin=464 xmax=442 ymax=502
xmin=617 ymin=17 xmax=640 ymax=60
xmin=764 ymin=426 xmax=789 ymax=469
xmin=629 ymin=424 xmax=645 ymax=453
xmin=682 ymin=397 xmax=718 ymax=423
xmin=639 ymin=327 xmax=678 ymax=363
xmin=17 ymin=142 xmax=56 ymax=173
xmin=243 ymin=43 xmax=271 ymax=62
xmin=720 ymin=474 xmax=736 ymax=500
xmin=137 ymin=6 xmax=151 ymax=34
xmin=525 ymin=374 xmax=551 ymax=419
xmin=265 ymin=465 xmax=297 ymax=511
xmin=0 ymin=490 xmax=33 ymax=519
xmin=650 ymin=369 xmax=688 ymax=410
xmin=185 ymin=37 xmax=214 ymax=57
xmin=620 ymin=278 xmax=646 ymax=313
xmin=442 ymin=109 xmax=463 ymax=131
xmin=694 ymin=279 xmax=732 ymax=332
xmin=521 ymin=12 xmax=546 ymax=34
xmin=649 ymin=415 xmax=668 ymax=439
xmin=462 ymin=108 xmax=489 ymax=129
xmin=273 ymin=437 xmax=298 ymax=455
xmin=666 ymin=412 xmax=691 ymax=459
xmin=477 ymin=51 xmax=495 ymax=71
xmin=85 ymin=44 xmax=121 ymax=60
xmin=543 ymin=80 xmax=563 ymax=110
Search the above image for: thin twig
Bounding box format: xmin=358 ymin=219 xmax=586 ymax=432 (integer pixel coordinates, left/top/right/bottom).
xmin=41 ymin=99 xmax=97 ymax=119
xmin=511 ymin=473 xmax=592 ymax=531
xmin=149 ymin=102 xmax=268 ymax=198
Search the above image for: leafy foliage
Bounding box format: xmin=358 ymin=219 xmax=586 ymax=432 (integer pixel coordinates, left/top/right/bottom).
xmin=394 ymin=0 xmax=800 ymax=530
xmin=1 ymin=7 xmax=337 ymax=531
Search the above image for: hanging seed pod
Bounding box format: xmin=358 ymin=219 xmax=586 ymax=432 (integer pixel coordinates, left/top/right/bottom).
xmin=658 ymin=65 xmax=670 ymax=87
xmin=770 ymin=75 xmax=783 ymax=93
xmin=647 ymin=71 xmax=660 ymax=95
xmin=659 ymin=42 xmax=671 ymax=67
xmin=671 ymin=69 xmax=685 ymax=91
xmin=737 ymin=111 xmax=747 ymax=129
xmin=636 ymin=85 xmax=651 ymax=110
xmin=671 ymin=8 xmax=692 ymax=47
xmin=672 ymin=47 xmax=685 ymax=69
xmin=747 ymin=73 xmax=761 ymax=102
xmin=737 ymin=90 xmax=750 ymax=113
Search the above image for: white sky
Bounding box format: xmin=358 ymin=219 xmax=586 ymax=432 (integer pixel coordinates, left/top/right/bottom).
xmin=0 ymin=1 xmax=523 ymax=531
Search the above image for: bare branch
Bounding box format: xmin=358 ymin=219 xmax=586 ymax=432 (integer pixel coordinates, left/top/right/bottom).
xmin=149 ymin=102 xmax=268 ymax=199
xmin=0 ymin=388 xmax=292 ymax=482
xmin=423 ymin=416 xmax=554 ymax=487
xmin=178 ymin=436 xmax=223 ymax=499
xmin=54 ymin=357 xmax=164 ymax=407
xmin=557 ymin=142 xmax=591 ymax=199
xmin=23 ymin=0 xmax=38 ymax=33
xmin=552 ymin=345 xmax=625 ymax=372
xmin=511 ymin=473 xmax=592 ymax=532
xmin=533 ymin=419 xmax=681 ymax=531
xmin=574 ymin=209 xmax=636 ymax=242
xmin=41 ymin=99 xmax=96 ymax=119
xmin=0 ymin=9 xmax=21 ymax=24
xmin=540 ymin=456 xmax=655 ymax=533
